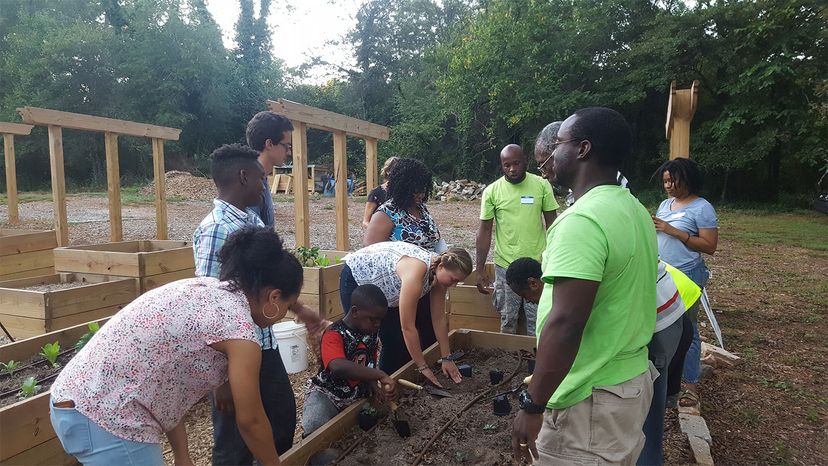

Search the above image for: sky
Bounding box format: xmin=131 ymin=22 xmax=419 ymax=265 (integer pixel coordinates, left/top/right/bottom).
xmin=205 ymin=0 xmax=364 ymax=82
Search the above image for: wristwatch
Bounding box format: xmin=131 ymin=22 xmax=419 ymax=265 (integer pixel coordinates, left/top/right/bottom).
xmin=518 ymin=389 xmax=546 ymax=414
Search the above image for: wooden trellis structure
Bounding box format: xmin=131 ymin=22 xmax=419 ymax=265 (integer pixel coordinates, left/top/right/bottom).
xmin=266 ymin=99 xmax=390 ymax=250
xmin=1 ymin=122 xmax=34 ymax=225
xmin=666 ymin=80 xmax=700 ymax=159
xmin=16 ymin=107 xmax=181 ymax=246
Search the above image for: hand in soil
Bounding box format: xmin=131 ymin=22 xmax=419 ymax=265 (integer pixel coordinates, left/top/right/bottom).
xmin=441 ymin=360 xmax=463 ymax=384
xmin=420 ymin=367 xmax=444 ymax=388
xmin=512 ymin=410 xmax=542 ymax=463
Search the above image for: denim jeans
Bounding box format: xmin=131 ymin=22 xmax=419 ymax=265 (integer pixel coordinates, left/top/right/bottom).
xmin=211 ymin=348 xmax=296 ymax=465
xmin=339 ymin=264 xmax=360 ymax=315
xmin=667 ymin=311 xmax=695 ymax=397
xmin=638 ymin=317 xmax=683 ymax=466
xmin=300 ymin=389 xmax=343 ymax=437
xmin=680 ymin=263 xmax=709 ymax=385
xmin=50 ymin=399 xmax=163 ymax=466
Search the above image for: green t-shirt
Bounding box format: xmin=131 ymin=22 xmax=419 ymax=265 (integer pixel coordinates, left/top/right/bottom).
xmin=480 ymin=173 xmax=558 ymax=268
xmin=536 ymin=185 xmax=657 ymax=409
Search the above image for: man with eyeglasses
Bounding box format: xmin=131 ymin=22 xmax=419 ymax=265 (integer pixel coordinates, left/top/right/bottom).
xmin=475 ymin=144 xmax=558 ymax=336
xmin=246 ymin=111 xmax=294 ymax=228
xmin=512 ymin=108 xmax=658 ymax=465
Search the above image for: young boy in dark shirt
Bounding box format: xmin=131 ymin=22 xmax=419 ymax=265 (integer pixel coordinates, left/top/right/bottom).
xmin=301 ymin=284 xmax=397 ymax=435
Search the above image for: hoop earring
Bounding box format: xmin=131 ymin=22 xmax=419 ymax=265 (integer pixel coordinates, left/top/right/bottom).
xmin=263 ymin=302 xmax=282 ymax=320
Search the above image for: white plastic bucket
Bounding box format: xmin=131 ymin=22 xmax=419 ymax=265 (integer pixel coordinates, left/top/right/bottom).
xmin=271 ymin=321 xmax=309 ymax=374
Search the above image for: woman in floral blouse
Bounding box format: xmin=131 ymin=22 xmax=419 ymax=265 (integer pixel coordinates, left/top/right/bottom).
xmin=50 ymin=227 xmax=304 ymax=466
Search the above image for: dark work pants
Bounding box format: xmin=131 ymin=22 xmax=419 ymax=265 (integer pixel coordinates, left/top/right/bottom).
xmin=339 ymin=264 xmax=437 ymax=374
xmin=211 ymin=348 xmax=296 ymax=465
xmin=667 ymin=311 xmax=695 ymax=398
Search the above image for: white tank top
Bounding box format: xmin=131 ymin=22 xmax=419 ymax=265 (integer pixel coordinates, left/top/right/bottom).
xmin=343 ymin=242 xmax=433 ymax=307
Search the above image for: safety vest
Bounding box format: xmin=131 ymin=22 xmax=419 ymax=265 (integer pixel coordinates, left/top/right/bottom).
xmin=655 ymin=260 xmax=702 ymax=333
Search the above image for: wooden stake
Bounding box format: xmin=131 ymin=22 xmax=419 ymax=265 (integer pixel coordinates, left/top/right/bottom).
xmin=666 ymin=80 xmax=699 ymax=160
xmin=292 ymin=122 xmax=310 ymax=246
xmin=365 ymin=137 xmax=378 ymax=193
xmin=47 ymin=126 xmax=68 ymax=246
xmin=151 ymin=138 xmax=168 ymax=240
xmin=333 ymin=130 xmax=348 ymax=251
xmin=104 ymin=132 xmax=122 ymax=241
xmin=3 ymin=134 xmax=19 ymax=225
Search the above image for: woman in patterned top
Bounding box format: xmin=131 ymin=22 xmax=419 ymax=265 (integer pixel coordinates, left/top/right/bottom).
xmin=50 ymin=227 xmax=303 ymax=466
xmin=340 ymin=241 xmax=473 ymax=388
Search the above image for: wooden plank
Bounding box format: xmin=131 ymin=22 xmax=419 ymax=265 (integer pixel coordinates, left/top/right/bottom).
xmin=140 ymin=268 xmax=194 ymax=293
xmin=0 ymin=317 xmax=110 ymax=362
xmin=0 ymin=436 xmax=75 ymax=466
xmin=17 ymin=107 xmax=180 ymax=141
xmin=0 ymin=250 xmax=54 ymax=277
xmin=139 ymin=246 xmax=194 ymax=276
xmin=0 ymin=267 xmax=54 ymax=282
xmin=449 ymin=315 xmax=501 ymax=333
xmin=298 ymin=289 xmax=344 ymax=321
xmin=365 ymin=137 xmax=378 ymax=193
xmin=53 ymin=249 xmax=142 ymax=277
xmin=267 ymin=99 xmax=390 ymax=140
xmin=333 ymin=131 xmax=348 ymax=251
xmin=47 ymin=279 xmax=137 ymax=318
xmin=104 ymin=132 xmax=122 ymax=242
xmin=47 ymin=305 xmax=124 ymax=333
xmin=0 ymin=122 xmax=33 ymax=136
xmin=58 ymin=241 xmax=141 ymax=253
xmin=3 ymin=134 xmax=19 ymax=225
xmin=47 ymin=126 xmax=68 ymax=246
xmin=151 ymin=138 xmax=168 ymax=240
xmin=0 ymin=392 xmax=55 ymax=461
xmin=0 ymin=230 xmax=57 ymax=256
xmin=292 ymin=122 xmax=310 ymax=246
xmin=0 ymin=287 xmax=48 ymax=319
xmin=0 ymin=274 xmax=62 ymax=288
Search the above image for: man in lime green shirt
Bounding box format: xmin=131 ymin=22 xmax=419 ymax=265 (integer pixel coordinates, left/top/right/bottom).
xmin=475 ymin=144 xmax=558 ymax=335
xmin=512 ymin=108 xmax=658 ymax=464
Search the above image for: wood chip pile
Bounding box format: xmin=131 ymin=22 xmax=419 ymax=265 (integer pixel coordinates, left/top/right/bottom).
xmin=434 ymin=180 xmax=487 ymax=201
xmin=141 ymin=171 xmax=216 ymax=201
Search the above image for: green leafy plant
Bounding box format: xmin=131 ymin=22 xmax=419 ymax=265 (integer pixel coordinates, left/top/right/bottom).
xmin=482 ymin=422 xmax=496 ymax=432
xmin=40 ymin=341 xmax=61 ymax=368
xmin=74 ymin=322 xmax=101 ymax=351
xmin=453 ymin=451 xmax=467 ymax=463
xmin=314 ymin=256 xmax=331 ymax=267
xmin=19 ymin=376 xmax=40 ymax=399
xmin=292 ymin=246 xmax=331 ymax=268
xmin=360 ymin=403 xmax=378 ymax=416
xmin=0 ymin=360 xmax=19 ymax=376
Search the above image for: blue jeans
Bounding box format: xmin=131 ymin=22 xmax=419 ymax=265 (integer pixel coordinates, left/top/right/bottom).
xmin=339 ymin=264 xmax=360 ymax=315
xmin=638 ymin=317 xmax=683 ymax=466
xmin=50 ymin=399 xmax=163 ymax=466
xmin=211 ymin=348 xmax=296 ymax=465
xmin=680 ymin=264 xmax=709 ymax=385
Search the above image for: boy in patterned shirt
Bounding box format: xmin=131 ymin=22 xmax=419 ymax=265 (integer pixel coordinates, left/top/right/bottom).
xmin=301 ymin=284 xmax=398 ymax=435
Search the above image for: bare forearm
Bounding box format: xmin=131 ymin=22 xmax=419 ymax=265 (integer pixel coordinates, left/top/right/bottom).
xmin=401 ymin=326 xmax=426 ymax=367
xmin=475 ymin=227 xmax=492 ymax=271
xmin=672 ymin=230 xmax=716 ymax=255
xmin=527 ymin=320 xmax=584 ymax=404
xmin=430 ymin=303 xmax=452 ymax=358
xmin=329 ymin=359 xmax=387 ymax=381
xmin=292 ymin=301 xmax=320 ymax=324
xmin=237 ymin=416 xmax=280 ymax=465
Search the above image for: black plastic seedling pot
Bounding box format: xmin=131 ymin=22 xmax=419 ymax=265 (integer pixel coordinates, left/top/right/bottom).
xmin=358 ymin=411 xmax=380 ymax=431
xmin=489 ymin=370 xmax=504 ymax=385
xmin=527 ymin=359 xmax=536 ymax=374
xmin=458 ymin=363 xmax=473 ymax=377
xmin=493 ymin=395 xmax=511 ymax=416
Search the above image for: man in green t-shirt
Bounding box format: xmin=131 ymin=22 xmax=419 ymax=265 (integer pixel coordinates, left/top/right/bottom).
xmin=512 ymin=108 xmax=658 ymax=465
xmin=475 ymin=144 xmax=558 ymax=336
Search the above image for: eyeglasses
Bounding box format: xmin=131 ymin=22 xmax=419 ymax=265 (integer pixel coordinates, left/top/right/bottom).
xmin=537 ymin=138 xmax=584 ymax=173
xmin=277 ymin=142 xmax=292 ymax=151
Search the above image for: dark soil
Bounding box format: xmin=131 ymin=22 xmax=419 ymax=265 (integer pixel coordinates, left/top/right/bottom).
xmin=0 ymin=349 xmax=74 ymax=407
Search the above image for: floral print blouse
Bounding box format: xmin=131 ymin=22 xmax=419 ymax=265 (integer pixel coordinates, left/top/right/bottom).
xmin=51 ymin=277 xmax=259 ymax=443
xmin=376 ymin=201 xmax=442 ymax=251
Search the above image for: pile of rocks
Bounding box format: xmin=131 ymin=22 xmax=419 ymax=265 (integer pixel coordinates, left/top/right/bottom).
xmin=434 ymin=179 xmax=487 ymax=201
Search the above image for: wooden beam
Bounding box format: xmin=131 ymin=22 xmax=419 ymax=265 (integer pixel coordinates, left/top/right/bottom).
xmin=0 ymin=122 xmax=33 ymax=136
xmin=104 ymin=132 xmax=123 ymax=241
xmin=333 ymin=131 xmax=349 ymax=251
xmin=3 ymin=134 xmax=19 ymax=225
xmin=292 ymin=122 xmax=310 ymax=247
xmin=267 ymin=99 xmax=390 ymax=140
xmin=151 ymin=138 xmax=168 ymax=240
xmin=47 ymin=126 xmax=68 ymax=246
xmin=365 ymin=137 xmax=378 ymax=193
xmin=666 ymin=80 xmax=699 ymax=160
xmin=17 ymin=107 xmax=181 ymax=141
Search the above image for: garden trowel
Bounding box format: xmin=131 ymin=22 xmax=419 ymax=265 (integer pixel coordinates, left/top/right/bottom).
xmin=398 ymin=378 xmax=453 ymax=398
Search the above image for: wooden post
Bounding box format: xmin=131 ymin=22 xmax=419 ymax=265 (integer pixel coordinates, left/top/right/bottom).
xmin=104 ymin=132 xmax=122 ymax=241
xmin=365 ymin=137 xmax=378 ymax=193
xmin=333 ymin=131 xmax=348 ymax=251
xmin=666 ymin=80 xmax=699 ymax=160
xmin=292 ymin=122 xmax=310 ymax=246
xmin=151 ymin=138 xmax=168 ymax=240
xmin=3 ymin=134 xmax=19 ymax=225
xmin=47 ymin=126 xmax=68 ymax=246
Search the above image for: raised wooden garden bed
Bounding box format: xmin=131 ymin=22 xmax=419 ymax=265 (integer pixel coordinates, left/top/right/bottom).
xmin=0 ymin=318 xmax=109 ymax=465
xmin=0 ymin=230 xmax=58 ymax=282
xmin=284 ymin=249 xmax=348 ymax=322
xmin=281 ymin=329 xmax=534 ymax=465
xmin=52 ymin=240 xmax=194 ymax=294
xmin=0 ymin=274 xmax=136 ymax=340
xmin=446 ymin=264 xmax=501 ymax=333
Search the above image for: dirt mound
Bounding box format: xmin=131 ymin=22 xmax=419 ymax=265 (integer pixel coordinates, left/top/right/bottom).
xmin=141 ymin=170 xmax=216 ymax=201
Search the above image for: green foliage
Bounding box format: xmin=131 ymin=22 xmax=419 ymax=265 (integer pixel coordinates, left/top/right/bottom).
xmin=19 ymin=376 xmax=40 ymax=399
xmin=291 ymin=246 xmax=332 ymax=268
xmin=74 ymin=322 xmax=101 ymax=352
xmin=0 ymin=360 xmax=19 ymax=376
xmin=40 ymin=341 xmax=61 ymax=368
xmin=360 ymin=402 xmax=377 ymax=416
xmin=482 ymin=422 xmax=497 ymax=431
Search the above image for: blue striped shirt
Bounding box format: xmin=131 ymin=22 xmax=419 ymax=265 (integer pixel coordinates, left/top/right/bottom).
xmin=193 ymin=199 xmax=274 ymax=349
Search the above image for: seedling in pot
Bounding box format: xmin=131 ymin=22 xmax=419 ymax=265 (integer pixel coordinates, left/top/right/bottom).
xmin=41 ymin=341 xmax=61 ymax=368
xmin=1 ymin=360 xmax=18 ymax=376
xmin=457 ymin=363 xmax=473 ymax=377
xmin=489 ymin=370 xmax=503 ymax=385
xmin=19 ymin=376 xmax=41 ymax=399
xmin=358 ymin=403 xmax=380 ymax=431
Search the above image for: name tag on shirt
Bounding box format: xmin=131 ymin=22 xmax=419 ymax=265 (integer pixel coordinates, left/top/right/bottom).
xmin=520 ymin=196 xmax=535 ymax=204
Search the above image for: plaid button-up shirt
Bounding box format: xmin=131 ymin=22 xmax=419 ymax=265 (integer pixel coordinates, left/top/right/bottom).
xmin=193 ymin=199 xmax=274 ymax=349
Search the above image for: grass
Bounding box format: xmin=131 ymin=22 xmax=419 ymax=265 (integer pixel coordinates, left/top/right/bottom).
xmin=1 ymin=186 xmax=185 ymax=205
xmin=718 ymin=208 xmax=828 ymax=252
